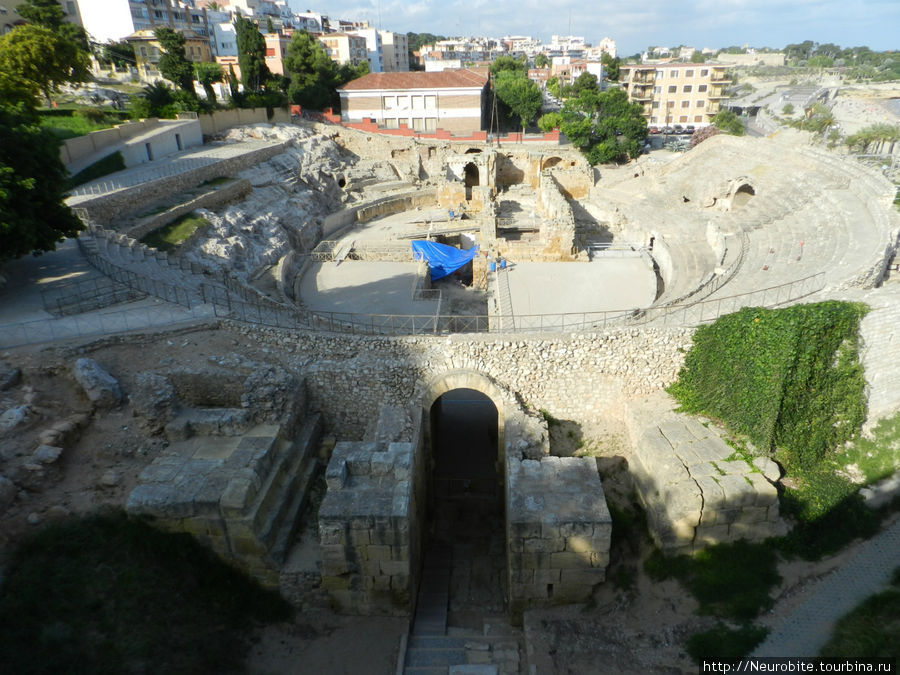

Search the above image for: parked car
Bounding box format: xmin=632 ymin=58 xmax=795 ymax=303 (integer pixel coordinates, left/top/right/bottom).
xmin=649 ymin=126 xmax=661 ymax=135
xmin=673 ymin=124 xmax=685 ymax=134
xmin=685 ymin=125 xmax=696 ymax=134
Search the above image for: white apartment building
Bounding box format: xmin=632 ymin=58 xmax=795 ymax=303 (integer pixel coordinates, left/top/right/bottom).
xmin=348 ymin=26 xmax=382 ymax=72
xmin=78 ymin=0 xmax=210 ymax=44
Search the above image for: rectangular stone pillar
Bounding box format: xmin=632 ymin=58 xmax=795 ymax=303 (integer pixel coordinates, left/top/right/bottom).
xmin=506 ymin=456 xmax=611 ymax=624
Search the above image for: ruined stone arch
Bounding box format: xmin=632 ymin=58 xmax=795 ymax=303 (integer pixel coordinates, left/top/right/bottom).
xmin=422 ymin=369 xmax=508 ymax=462
xmin=464 ymin=162 xmax=479 ymax=200
xmin=731 ymin=182 xmax=756 ymax=209
xmin=541 ymin=156 xmax=563 ymax=171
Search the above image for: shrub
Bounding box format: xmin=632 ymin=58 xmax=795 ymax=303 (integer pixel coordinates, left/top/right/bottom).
xmin=668 ymin=302 xmax=868 ymax=469
xmin=687 ymin=623 xmax=769 ymax=662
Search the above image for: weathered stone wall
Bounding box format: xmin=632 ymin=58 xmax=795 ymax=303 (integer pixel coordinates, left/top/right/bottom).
xmin=70 ymin=143 xmax=288 ymax=225
xmin=322 ymin=189 xmax=439 ymax=238
xmin=125 ymin=179 xmax=252 ymax=239
xmin=224 ymin=323 xmax=694 ymax=439
xmin=506 ymin=456 xmax=611 ymax=623
xmin=198 ymin=107 xmax=291 ymax=136
xmin=536 ymin=173 xmax=577 ymax=257
xmin=319 ymin=440 xmax=419 ymax=615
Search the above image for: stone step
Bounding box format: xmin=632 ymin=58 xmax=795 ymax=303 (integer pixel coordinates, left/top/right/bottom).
xmin=250 ymin=414 xmax=322 ymax=552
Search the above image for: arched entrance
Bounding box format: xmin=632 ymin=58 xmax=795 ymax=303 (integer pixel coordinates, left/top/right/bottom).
xmin=732 ymin=183 xmax=756 ymax=209
xmin=464 ymin=162 xmax=479 ymax=201
xmin=423 ymin=387 xmax=507 ymax=620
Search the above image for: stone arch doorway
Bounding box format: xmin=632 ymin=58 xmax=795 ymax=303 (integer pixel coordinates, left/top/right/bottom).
xmin=732 ymin=183 xmax=756 ymax=209
xmin=464 ymin=162 xmax=479 ymax=201
xmin=420 ymin=372 xmax=509 ymax=620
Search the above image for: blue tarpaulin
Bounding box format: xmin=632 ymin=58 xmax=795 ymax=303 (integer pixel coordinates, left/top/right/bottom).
xmin=411 ymin=240 xmax=479 ymax=281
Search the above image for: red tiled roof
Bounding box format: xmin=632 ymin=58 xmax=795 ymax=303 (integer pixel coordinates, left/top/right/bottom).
xmin=339 ymin=69 xmax=488 ymax=91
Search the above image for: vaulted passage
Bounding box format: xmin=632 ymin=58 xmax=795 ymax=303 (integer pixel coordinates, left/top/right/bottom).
xmin=425 ymin=388 xmax=506 ymax=625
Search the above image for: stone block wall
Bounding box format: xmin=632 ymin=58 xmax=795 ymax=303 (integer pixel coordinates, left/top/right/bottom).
xmin=506 ymin=456 xmax=612 ymax=623
xmin=626 ymin=404 xmax=783 ymax=555
xmin=70 ymin=143 xmax=288 ymax=225
xmin=318 ymin=439 xmax=422 ymax=615
xmin=226 ymin=324 xmax=695 ymax=441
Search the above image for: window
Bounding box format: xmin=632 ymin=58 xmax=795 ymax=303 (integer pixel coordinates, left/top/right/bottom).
xmin=425 ymin=95 xmax=436 ymax=109
xmin=666 ymin=101 xmax=674 ymax=108
xmin=412 ymin=95 xmax=424 ymax=110
xmin=681 ymin=100 xmax=690 ymax=108
xmin=670 ymin=70 xmax=678 ymax=77
xmin=668 ymin=85 xmax=676 ymax=93
xmin=383 ymin=95 xmax=396 ymax=109
xmin=153 ymin=10 xmax=163 ymax=18
xmin=412 ymin=117 xmax=423 ymax=131
xmin=685 ymin=70 xmax=694 ymax=77
xmin=694 ymin=115 xmax=704 ymax=122
xmin=425 ymin=118 xmax=437 ymax=131
xmin=652 ymin=101 xmax=660 ymax=109
xmin=650 ymin=116 xmax=657 ymax=124
xmin=384 ymin=118 xmax=399 ymax=129
xmin=698 ymin=84 xmax=707 ymax=92
xmin=654 ymin=70 xmax=663 ymax=78
xmin=679 ymin=115 xmax=688 ymax=122
xmin=697 ymin=100 xmax=705 ymax=108
xmin=700 ymin=69 xmax=709 ymax=76
xmin=683 ymin=85 xmax=692 ymax=93
xmin=653 ymin=86 xmax=661 ymax=94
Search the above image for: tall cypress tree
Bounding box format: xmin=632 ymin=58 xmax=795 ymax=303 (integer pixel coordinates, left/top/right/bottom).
xmin=234 ymin=15 xmax=269 ymax=93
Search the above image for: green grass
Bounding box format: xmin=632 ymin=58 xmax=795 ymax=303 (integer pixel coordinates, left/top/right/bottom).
xmin=0 ymin=511 xmax=292 ymax=675
xmin=40 ymin=111 xmax=120 ymax=140
xmin=141 ymin=213 xmax=209 ymax=252
xmin=645 ymin=540 xmax=781 ymax=620
xmin=819 ymin=568 xmax=900 ymax=658
xmin=686 ymin=623 xmax=769 ymax=662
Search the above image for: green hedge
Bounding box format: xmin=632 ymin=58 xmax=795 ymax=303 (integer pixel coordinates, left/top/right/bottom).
xmin=668 ymin=301 xmax=868 ymax=468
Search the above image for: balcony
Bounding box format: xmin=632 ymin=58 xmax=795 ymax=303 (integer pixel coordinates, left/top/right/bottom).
xmin=707 ymin=87 xmax=730 ymax=99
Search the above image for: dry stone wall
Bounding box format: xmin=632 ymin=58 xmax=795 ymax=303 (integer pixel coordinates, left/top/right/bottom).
xmin=225 ymin=323 xmax=694 ymax=438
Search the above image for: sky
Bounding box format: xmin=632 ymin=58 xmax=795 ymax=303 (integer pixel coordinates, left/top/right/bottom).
xmin=288 ymin=0 xmax=899 ymax=56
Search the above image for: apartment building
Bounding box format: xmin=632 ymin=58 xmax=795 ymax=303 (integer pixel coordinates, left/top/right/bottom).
xmin=127 ymin=27 xmax=212 ymax=79
xmin=318 ymin=32 xmax=367 ymax=67
xmin=620 ymin=62 xmax=731 ymax=127
xmin=338 ymin=70 xmax=488 ymax=137
xmin=380 ymin=31 xmax=408 ymax=72
xmin=79 ymin=0 xmax=210 ymax=44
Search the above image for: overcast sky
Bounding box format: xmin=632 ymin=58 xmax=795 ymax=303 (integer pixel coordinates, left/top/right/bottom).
xmin=289 ymin=0 xmax=899 ymax=56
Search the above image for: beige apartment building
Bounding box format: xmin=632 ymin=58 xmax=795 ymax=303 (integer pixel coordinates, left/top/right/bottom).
xmin=318 ymin=32 xmax=368 ymax=67
xmin=380 ymin=31 xmax=409 ymax=72
xmin=620 ymin=63 xmax=731 ymax=127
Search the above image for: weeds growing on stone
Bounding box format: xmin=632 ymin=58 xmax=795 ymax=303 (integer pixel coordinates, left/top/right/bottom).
xmin=0 ymin=511 xmax=292 ymax=675
xmin=141 ymin=213 xmax=210 ymax=252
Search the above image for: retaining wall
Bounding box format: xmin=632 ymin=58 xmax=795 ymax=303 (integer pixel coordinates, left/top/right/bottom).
xmin=198 ymin=107 xmax=291 ymax=136
xmin=322 ymin=189 xmax=439 ymax=238
xmin=125 ymin=179 xmax=252 ymax=239
xmin=72 ymin=143 xmax=288 ymax=225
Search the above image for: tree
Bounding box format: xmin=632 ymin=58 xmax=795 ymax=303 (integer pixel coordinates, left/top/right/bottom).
xmin=553 ymin=87 xmax=648 ymax=164
xmin=0 ymin=102 xmax=83 ymax=262
xmin=546 ymin=76 xmax=561 ymax=99
xmin=533 ymin=53 xmax=549 ymax=69
xmin=154 ymin=27 xmax=195 ymax=93
xmin=16 ymin=0 xmax=64 ymax=30
xmin=234 ymin=15 xmax=269 ymax=93
xmin=18 ymin=0 xmax=89 ymax=51
xmin=490 ymin=54 xmax=526 ymax=76
xmin=0 ymin=24 xmax=90 ymax=105
xmin=690 ymin=51 xmax=708 ymax=63
xmin=807 ymin=55 xmax=834 ymax=68
xmin=600 ymin=52 xmax=620 ymax=81
xmin=194 ymin=61 xmax=223 ymax=103
xmin=493 ymin=70 xmax=542 ymax=132
xmin=101 ymin=40 xmax=136 ymax=69
xmin=283 ymin=29 xmax=339 ymax=110
xmin=537 ymin=111 xmax=563 ymax=132
xmin=570 ymin=72 xmax=599 ymax=96
xmin=712 ymin=109 xmax=745 ymax=135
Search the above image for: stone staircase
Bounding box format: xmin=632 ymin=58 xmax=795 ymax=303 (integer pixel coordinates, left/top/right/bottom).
xmin=401 ymin=542 xmax=524 ymax=674
xmin=127 ymin=413 xmax=323 ymax=586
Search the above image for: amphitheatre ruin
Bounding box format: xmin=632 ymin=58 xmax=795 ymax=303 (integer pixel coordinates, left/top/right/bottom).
xmin=1 ymin=111 xmax=899 ymax=672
